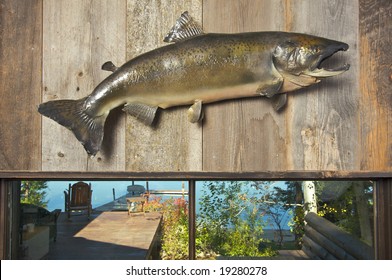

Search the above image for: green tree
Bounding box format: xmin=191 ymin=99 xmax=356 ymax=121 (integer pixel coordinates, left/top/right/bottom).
xmin=20 ymin=181 xmax=48 ymax=208
xmin=316 ymin=181 xmax=373 ymax=243
xmin=251 ymin=181 xmax=300 ymax=248
xmin=198 ymin=181 xmax=276 ymax=257
xmin=284 ymin=182 xmax=304 ymax=247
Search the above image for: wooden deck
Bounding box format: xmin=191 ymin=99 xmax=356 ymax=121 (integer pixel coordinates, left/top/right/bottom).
xmin=46 ymin=211 xmax=162 ymax=260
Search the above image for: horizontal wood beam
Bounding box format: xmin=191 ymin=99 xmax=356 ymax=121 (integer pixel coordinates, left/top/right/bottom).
xmin=305 ymin=212 xmax=374 ymax=259
xmin=0 ymin=171 xmax=390 ymax=181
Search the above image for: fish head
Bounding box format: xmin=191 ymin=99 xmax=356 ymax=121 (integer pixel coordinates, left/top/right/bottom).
xmin=272 ymin=34 xmax=350 ymax=90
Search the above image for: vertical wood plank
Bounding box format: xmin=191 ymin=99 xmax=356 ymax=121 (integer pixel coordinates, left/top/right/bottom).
xmin=286 ymin=0 xmax=360 ymax=170
xmin=126 ymin=0 xmax=202 ymax=171
xmin=0 ymin=0 xmax=42 ymax=170
xmin=374 ymin=179 xmax=392 ymax=259
xmin=0 ymin=180 xmax=8 ymax=259
xmin=359 ymin=0 xmax=392 ymax=171
xmin=0 ymin=180 xmax=20 ymax=259
xmin=85 ymin=0 xmax=127 ymax=171
xmin=202 ymin=0 xmax=287 ymax=172
xmin=42 ymin=0 xmax=126 ymax=171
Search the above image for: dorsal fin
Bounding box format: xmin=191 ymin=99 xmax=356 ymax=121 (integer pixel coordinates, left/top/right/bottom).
xmin=164 ymin=11 xmax=204 ymax=43
xmin=101 ymin=61 xmax=118 ymax=72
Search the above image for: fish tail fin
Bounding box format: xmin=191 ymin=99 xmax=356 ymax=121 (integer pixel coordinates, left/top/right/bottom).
xmin=38 ymin=98 xmax=107 ymax=156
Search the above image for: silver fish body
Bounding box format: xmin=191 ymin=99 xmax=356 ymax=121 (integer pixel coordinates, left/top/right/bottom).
xmin=38 ymin=12 xmax=349 ymax=156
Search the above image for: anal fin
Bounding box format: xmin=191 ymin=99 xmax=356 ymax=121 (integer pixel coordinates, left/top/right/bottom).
xmin=187 ymin=100 xmax=203 ymax=123
xmin=123 ymin=103 xmax=158 ymax=126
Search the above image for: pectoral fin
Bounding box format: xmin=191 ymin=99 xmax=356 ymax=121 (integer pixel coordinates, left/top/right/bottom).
xmin=271 ymin=94 xmax=287 ymax=112
xmin=101 ymin=61 xmax=118 ymax=72
xmin=255 ymin=72 xmax=285 ymax=111
xmin=123 ymin=103 xmax=158 ymax=126
xmin=187 ymin=100 xmax=203 ymax=123
xmin=256 ymin=76 xmax=283 ymax=98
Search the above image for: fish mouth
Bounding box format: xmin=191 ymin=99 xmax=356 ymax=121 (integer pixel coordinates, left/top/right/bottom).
xmin=305 ymin=42 xmax=350 ymax=77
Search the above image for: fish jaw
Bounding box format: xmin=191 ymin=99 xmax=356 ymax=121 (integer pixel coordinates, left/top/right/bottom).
xmin=304 ymin=41 xmax=350 ymax=78
xmin=273 ymin=35 xmax=349 ymax=90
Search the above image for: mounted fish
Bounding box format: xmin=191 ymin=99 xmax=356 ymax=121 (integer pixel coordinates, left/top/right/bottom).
xmin=38 ymin=11 xmax=350 ymax=156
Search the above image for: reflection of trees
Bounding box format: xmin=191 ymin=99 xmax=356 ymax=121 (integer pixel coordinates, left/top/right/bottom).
xmin=314 ymin=181 xmax=373 ymax=246
xmin=353 ymin=182 xmax=373 ymax=246
xmin=198 ymin=181 xmax=276 ymax=257
xmin=20 ymin=181 xmax=48 ymax=208
xmin=253 ymin=181 xmax=374 ymax=248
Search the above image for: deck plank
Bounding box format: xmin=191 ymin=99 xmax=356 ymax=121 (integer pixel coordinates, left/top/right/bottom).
xmin=47 ymin=211 xmax=161 ymax=260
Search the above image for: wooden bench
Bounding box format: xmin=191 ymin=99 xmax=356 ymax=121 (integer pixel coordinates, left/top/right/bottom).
xmin=302 ymin=212 xmax=374 ymax=260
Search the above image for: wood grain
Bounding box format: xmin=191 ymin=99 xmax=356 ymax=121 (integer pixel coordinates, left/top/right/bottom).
xmin=359 ymin=0 xmax=392 ymax=171
xmin=0 ymin=180 xmax=8 ymax=258
xmin=42 ymin=0 xmax=126 ymax=171
xmin=125 ymin=0 xmax=202 ymax=171
xmin=0 ymin=0 xmax=390 ymax=174
xmin=0 ymin=170 xmax=391 ymax=181
xmin=375 ymin=179 xmax=392 ymax=259
xmin=286 ymin=0 xmax=359 ymax=171
xmin=0 ymin=0 xmax=42 ymax=170
xmin=202 ymin=0 xmax=287 ymax=171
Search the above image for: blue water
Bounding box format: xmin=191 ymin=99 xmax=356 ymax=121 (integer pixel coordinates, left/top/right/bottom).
xmin=46 ymin=180 xmax=187 ymax=211
xmin=45 ymin=180 xmax=292 ymax=230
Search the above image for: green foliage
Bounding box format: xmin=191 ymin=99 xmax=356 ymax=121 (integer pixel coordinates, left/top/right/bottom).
xmin=158 ymin=197 xmax=189 ymax=260
xmin=315 ymin=182 xmax=373 ymax=238
xmin=287 ymin=207 xmax=305 ymax=248
xmin=198 ymin=181 xmax=276 ymax=258
xmin=20 ymin=181 xmax=48 ymax=208
xmin=284 ymin=182 xmax=305 ymax=248
xmin=153 ymin=181 xmax=278 ymax=259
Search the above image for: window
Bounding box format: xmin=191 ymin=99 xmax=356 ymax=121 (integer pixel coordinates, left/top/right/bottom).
xmin=3 ymin=177 xmax=378 ymax=260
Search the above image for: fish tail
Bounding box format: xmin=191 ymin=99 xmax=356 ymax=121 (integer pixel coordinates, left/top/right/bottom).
xmin=38 ymin=98 xmax=107 ymax=156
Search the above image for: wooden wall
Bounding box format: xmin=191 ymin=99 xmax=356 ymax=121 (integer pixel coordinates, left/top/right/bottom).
xmin=0 ymin=0 xmax=391 ymax=173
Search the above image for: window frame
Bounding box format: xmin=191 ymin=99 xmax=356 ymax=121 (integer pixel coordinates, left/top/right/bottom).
xmin=1 ymin=171 xmax=391 ymax=259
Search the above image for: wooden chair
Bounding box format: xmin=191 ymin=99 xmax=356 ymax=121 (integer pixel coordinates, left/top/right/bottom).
xmin=64 ymin=182 xmax=92 ymax=219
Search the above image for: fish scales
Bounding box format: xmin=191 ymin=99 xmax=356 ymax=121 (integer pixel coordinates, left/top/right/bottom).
xmin=93 ymin=33 xmax=275 ymax=111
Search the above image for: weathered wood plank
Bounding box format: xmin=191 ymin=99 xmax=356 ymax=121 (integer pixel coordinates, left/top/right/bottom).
xmin=359 ymin=0 xmax=392 ymax=171
xmin=202 ymin=0 xmax=287 ymax=172
xmin=287 ymin=0 xmax=360 ymax=170
xmin=0 ymin=180 xmax=8 ymax=258
xmin=374 ymin=179 xmax=392 ymax=259
xmin=0 ymin=0 xmax=42 ymax=170
xmin=42 ymin=0 xmax=126 ymax=171
xmin=46 ymin=212 xmax=162 ymax=260
xmin=1 ymin=170 xmax=391 ymax=181
xmin=125 ymin=0 xmax=202 ymax=171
